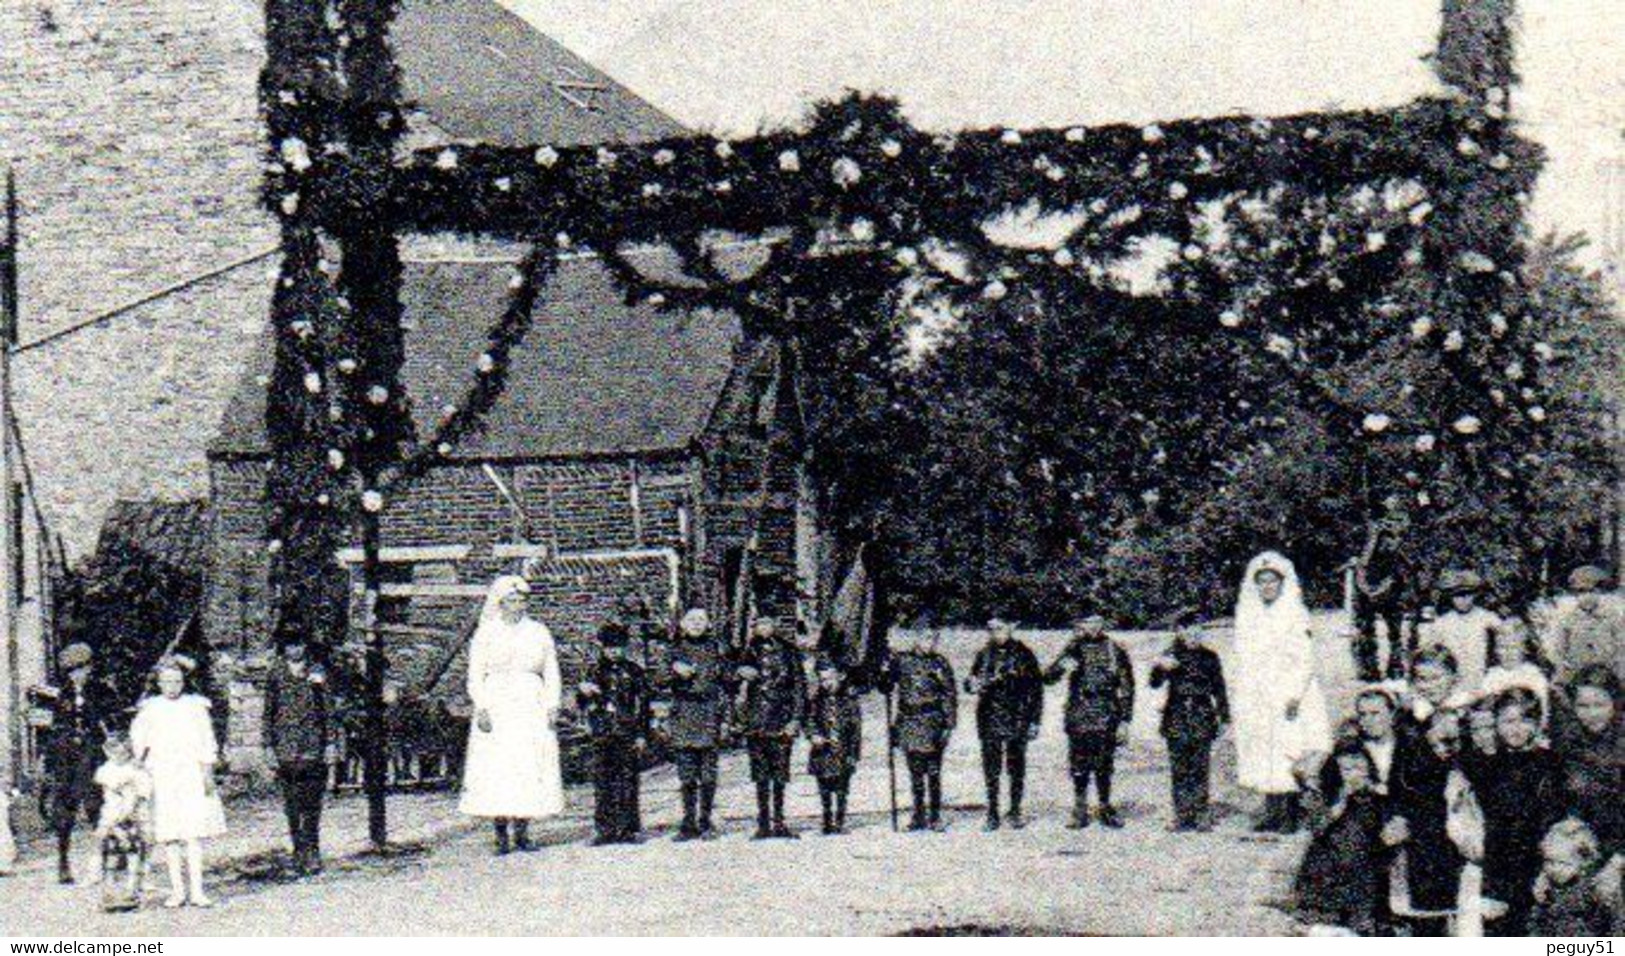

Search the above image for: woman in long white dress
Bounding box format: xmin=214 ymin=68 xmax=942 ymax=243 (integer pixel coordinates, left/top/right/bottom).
xmin=130 ymin=657 xmax=226 ymax=908
xmin=1228 ymin=550 xmax=1331 ymax=834
xmin=459 ymin=575 xmax=564 ymax=853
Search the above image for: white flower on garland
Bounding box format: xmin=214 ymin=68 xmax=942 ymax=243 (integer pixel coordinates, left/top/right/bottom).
xmin=437 ymin=442 xmax=453 ymax=456
xmin=1457 ymin=251 xmax=1496 ymax=273
xmin=1443 ymin=329 xmax=1464 ymax=351
xmin=1265 ymin=334 xmax=1295 ymax=358
xmin=1489 ymin=312 xmax=1509 ymax=336
xmin=280 ymin=137 xmax=313 ymax=173
xmin=880 ymin=139 xmax=903 ymax=158
xmin=1410 ymin=317 xmax=1433 ymax=339
xmin=1489 ymin=153 xmax=1511 ymax=171
xmin=1131 ymin=157 xmax=1150 ymax=179
xmin=1065 ymin=128 xmax=1085 ymax=143
xmin=1168 ymin=181 xmax=1189 ymax=200
xmin=894 ymin=246 xmax=920 ymax=268
xmin=1249 ymin=118 xmax=1274 ymax=137
xmin=303 ymin=371 xmax=322 ymax=394
xmin=435 ymin=149 xmax=459 ymax=170
xmin=1407 ymin=201 xmax=1434 ymax=224
xmin=361 ymin=490 xmax=384 ymax=513
xmin=1000 ymin=129 xmax=1023 ymax=145
xmin=1052 ymin=248 xmax=1075 ymax=267
xmin=646 ymin=293 xmax=667 ymax=307
xmin=556 ymin=232 xmax=573 ymax=248
xmin=778 ymin=150 xmax=801 ymax=172
xmin=1303 ymin=126 xmax=1321 ymax=141
xmin=1141 ymin=489 xmax=1162 ymax=505
xmin=1457 ymin=137 xmax=1482 ymax=157
xmin=477 ymin=352 xmax=496 ymax=373
xmin=1366 ymin=231 xmax=1387 ymax=252
xmin=1505 ymin=361 xmax=1524 ymax=381
xmin=1415 ymin=434 xmax=1437 ymax=453
xmin=508 ymin=271 xmax=526 ymax=290
xmin=1141 ymin=124 xmax=1164 ymax=144
xmin=1489 ymin=388 xmax=1506 ymax=406
xmin=441 ymin=403 xmax=459 ymax=418
xmin=1193 ymin=146 xmax=1215 ymax=174
xmin=850 ymin=218 xmax=877 ymax=242
xmin=1417 ymin=491 xmax=1432 ymax=507
xmin=281 ymin=193 xmax=300 ymax=216
xmin=714 ymin=141 xmax=734 ymax=159
xmin=1088 ymin=198 xmax=1109 ymax=215
xmin=367 ymin=385 xmax=389 ymax=405
xmin=494 ymin=177 xmax=512 ymax=192
xmin=596 ymin=147 xmax=618 ymax=167
xmin=831 ymin=157 xmax=863 ymax=188
xmin=642 ymin=183 xmax=663 ymax=198
xmin=1182 ymin=244 xmax=1204 ymax=261
xmin=1219 ymin=310 xmax=1242 ymax=328
xmin=982 ymin=279 xmax=1009 ymax=301
xmin=327 ymin=449 xmax=345 ymax=470
xmin=534 ymin=146 xmax=559 ymax=167
xmin=337 ymin=358 xmax=358 ymax=373
xmin=653 ymin=148 xmax=676 ymax=166
xmin=712 ymin=179 xmax=733 ymax=193
xmin=1362 ymin=413 xmax=1392 ymax=433
xmin=1453 ymin=415 xmax=1483 ymax=435
xmin=1533 ymin=342 xmax=1555 ymax=362
xmin=1403 ymin=247 xmax=1424 ymax=267
xmin=267 ymin=538 xmax=283 ymax=554
xmin=1527 ymin=405 xmax=1546 ymax=423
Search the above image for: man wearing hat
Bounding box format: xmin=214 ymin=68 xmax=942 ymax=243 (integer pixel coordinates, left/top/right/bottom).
xmin=1044 ymin=615 xmax=1136 ymax=829
xmin=578 ymin=618 xmax=651 ymax=845
xmin=1543 ymin=565 xmax=1623 ymax=686
xmin=262 ymin=626 xmax=331 ymax=875
xmin=733 ymin=616 xmax=807 ymax=839
xmin=665 ymin=608 xmax=726 ymax=840
xmin=965 ymin=618 xmax=1043 ymax=830
xmin=1417 ymin=569 xmax=1503 ymax=693
xmin=43 ymin=642 xmax=116 ymax=883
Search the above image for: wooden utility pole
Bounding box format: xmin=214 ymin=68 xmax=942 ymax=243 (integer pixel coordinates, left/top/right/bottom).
xmin=2 ymin=167 xmax=21 ymax=786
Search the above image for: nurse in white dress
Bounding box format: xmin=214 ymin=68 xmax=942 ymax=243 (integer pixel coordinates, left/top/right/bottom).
xmin=459 ymin=575 xmax=564 ymax=853
xmin=1228 ymin=551 xmax=1332 ymax=834
xmin=130 ymin=657 xmax=226 ymax=908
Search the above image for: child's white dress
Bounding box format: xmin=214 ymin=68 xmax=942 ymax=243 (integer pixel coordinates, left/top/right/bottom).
xmin=131 ymin=694 xmax=226 ymax=842
xmin=94 ymin=760 xmax=153 ymax=836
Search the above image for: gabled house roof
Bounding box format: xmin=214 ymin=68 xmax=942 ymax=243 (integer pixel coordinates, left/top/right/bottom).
xmin=394 ymin=0 xmax=686 ymax=147
xmin=91 ymin=499 xmax=211 ymax=575
xmin=211 ymin=253 xmax=743 ymax=461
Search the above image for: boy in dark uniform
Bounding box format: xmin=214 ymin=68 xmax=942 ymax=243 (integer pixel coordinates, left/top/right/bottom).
xmin=666 ymin=608 xmax=727 ymax=840
xmin=262 ymin=629 xmax=332 ymax=874
xmin=966 ymin=618 xmax=1043 ymax=830
xmin=807 ymin=655 xmax=862 ymax=834
xmin=882 ymin=628 xmax=958 ymax=831
xmin=735 ymin=616 xmax=807 ymax=839
xmin=578 ymin=620 xmax=651 ymax=845
xmin=1149 ymin=626 xmax=1229 ymax=831
xmin=1044 ymin=614 xmax=1135 ymax=829
xmin=43 ymin=643 xmax=116 ymax=884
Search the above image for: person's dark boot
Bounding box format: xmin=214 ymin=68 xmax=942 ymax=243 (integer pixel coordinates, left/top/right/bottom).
xmin=1252 ymin=795 xmax=1281 ymax=833
xmin=819 ymin=791 xmax=835 ymax=834
xmin=1098 ymin=805 xmax=1124 ymax=829
xmin=699 ymin=781 xmax=719 ymax=839
xmin=676 ymin=782 xmax=700 ymax=841
xmin=513 ymin=820 xmax=534 ymax=851
xmin=834 ymin=790 xmax=848 ymax=833
xmin=928 ymin=774 xmax=946 ymax=830
xmin=1278 ymin=793 xmax=1302 ymax=835
xmin=753 ymin=780 xmax=773 ymax=839
xmin=494 ymin=820 xmax=512 ymax=855
xmin=771 ymin=781 xmax=797 ymax=838
xmin=909 ymin=775 xmax=928 ymax=830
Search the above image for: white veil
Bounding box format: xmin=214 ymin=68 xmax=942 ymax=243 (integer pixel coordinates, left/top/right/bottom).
xmin=478 ymin=574 xmax=532 ymax=631
xmin=1234 ymin=550 xmax=1310 ymax=642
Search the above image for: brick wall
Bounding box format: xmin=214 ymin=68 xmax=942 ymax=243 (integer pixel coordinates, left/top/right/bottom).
xmin=0 ymin=0 xmax=275 ymax=343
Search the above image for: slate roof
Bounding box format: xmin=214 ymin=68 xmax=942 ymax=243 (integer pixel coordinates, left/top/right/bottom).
xmin=393 ymin=0 xmax=686 ymax=147
xmin=91 ymin=499 xmax=210 ymax=574
xmin=210 ymin=252 xmax=743 ymax=460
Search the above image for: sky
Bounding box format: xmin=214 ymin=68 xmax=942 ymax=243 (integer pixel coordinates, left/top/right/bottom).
xmin=494 ymin=0 xmax=1625 ymax=280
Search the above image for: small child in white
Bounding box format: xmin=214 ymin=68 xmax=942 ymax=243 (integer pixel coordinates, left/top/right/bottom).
xmin=0 ymin=785 xmax=17 ymax=876
xmin=93 ymin=735 xmax=153 ymax=911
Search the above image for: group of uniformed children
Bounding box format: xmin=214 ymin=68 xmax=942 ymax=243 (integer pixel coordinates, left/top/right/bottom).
xmin=574 ymin=608 xmax=1233 ymax=843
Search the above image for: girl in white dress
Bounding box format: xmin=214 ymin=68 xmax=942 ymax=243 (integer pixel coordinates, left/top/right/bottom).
xmin=459 ymin=575 xmax=564 ymax=853
xmin=1228 ymin=551 xmax=1332 ymax=833
xmin=130 ymin=657 xmax=225 ymax=908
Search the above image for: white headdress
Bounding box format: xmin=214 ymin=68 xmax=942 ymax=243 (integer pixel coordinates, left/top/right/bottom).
xmin=479 ymin=574 xmax=532 ymax=630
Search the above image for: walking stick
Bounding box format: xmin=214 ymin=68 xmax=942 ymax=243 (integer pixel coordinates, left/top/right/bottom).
xmin=884 ymin=688 xmax=899 ymax=831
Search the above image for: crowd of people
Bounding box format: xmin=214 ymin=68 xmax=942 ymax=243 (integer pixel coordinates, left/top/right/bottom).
xmin=9 ymin=552 xmax=1621 ymax=935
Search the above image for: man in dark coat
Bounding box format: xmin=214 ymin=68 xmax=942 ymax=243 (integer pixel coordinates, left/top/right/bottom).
xmin=1045 ymin=614 xmax=1135 ymax=829
xmin=965 ymin=618 xmax=1043 ymax=830
xmin=578 ymin=620 xmax=651 ymax=845
xmin=734 ymin=616 xmax=807 ymax=839
xmin=1350 ymin=514 xmax=1414 ymax=681
xmin=666 ymin=608 xmax=727 ymax=840
xmin=882 ymin=628 xmax=958 ymax=831
xmin=42 ymin=643 xmax=116 ymax=884
xmin=262 ymin=629 xmax=332 ymax=875
xmin=1149 ymin=626 xmax=1229 ymax=831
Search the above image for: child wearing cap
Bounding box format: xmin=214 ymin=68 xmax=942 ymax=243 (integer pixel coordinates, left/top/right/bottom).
xmin=1417 ymin=570 xmax=1504 ymax=694
xmin=1544 ymin=565 xmax=1623 ymax=687
xmin=1150 ymin=626 xmax=1228 ymax=831
xmin=806 ymin=656 xmax=862 ymax=835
